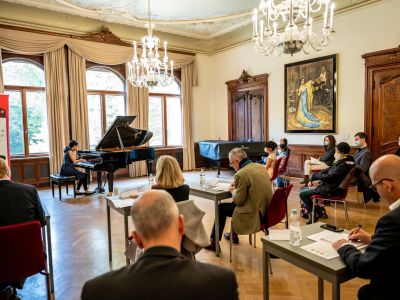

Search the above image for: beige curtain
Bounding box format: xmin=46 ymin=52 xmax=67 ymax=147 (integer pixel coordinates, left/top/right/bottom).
xmin=68 ymin=49 xmax=89 ymax=149
xmin=44 ymin=47 xmax=69 ymax=174
xmin=126 ymin=64 xmax=149 ymax=177
xmin=181 ymin=62 xmax=196 ymax=171
xmin=0 ymin=49 xmax=4 ymax=93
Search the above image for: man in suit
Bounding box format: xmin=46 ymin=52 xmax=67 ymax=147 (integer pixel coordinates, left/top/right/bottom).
xmin=0 ymin=158 xmax=45 ymax=227
xmin=205 ymin=148 xmax=272 ymax=249
xmin=81 ymin=190 xmax=239 ymax=300
xmin=353 ymin=132 xmax=372 ymax=176
xmin=0 ymin=158 xmax=46 ymax=298
xmin=333 ymin=154 xmax=400 ymax=300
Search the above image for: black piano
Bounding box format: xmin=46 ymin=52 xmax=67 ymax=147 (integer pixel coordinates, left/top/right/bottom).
xmin=76 ymin=116 xmax=155 ymax=193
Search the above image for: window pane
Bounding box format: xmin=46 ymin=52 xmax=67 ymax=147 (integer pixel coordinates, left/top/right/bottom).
xmin=148 ymin=96 xmax=163 ymax=146
xmin=87 ymin=94 xmax=102 ymax=150
xmin=86 ymin=68 xmax=125 ymax=91
xmin=26 ymin=91 xmax=49 ymax=153
xmin=105 ymin=95 xmax=126 ymax=129
xmin=3 ymin=60 xmax=45 ymax=87
xmin=166 ymin=97 xmax=182 ymax=146
xmin=5 ymin=90 xmax=24 ymax=155
xmin=149 ymin=78 xmax=180 ymax=94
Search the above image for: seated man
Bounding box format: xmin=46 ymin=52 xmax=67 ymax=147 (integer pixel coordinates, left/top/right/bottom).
xmin=205 ymin=148 xmax=272 ymax=249
xmin=333 ymin=155 xmax=400 ymax=300
xmin=81 ymin=190 xmax=238 ymax=300
xmin=0 ymin=158 xmax=46 ymax=297
xmin=299 ymin=142 xmax=354 ymax=224
xmin=353 ymin=132 xmax=372 ymax=177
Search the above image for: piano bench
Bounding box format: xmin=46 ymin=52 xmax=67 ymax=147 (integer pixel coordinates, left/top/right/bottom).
xmin=50 ymin=174 xmax=76 ymax=201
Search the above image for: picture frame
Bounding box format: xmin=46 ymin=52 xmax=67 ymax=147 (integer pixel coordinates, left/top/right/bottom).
xmin=284 ymin=54 xmax=337 ymax=133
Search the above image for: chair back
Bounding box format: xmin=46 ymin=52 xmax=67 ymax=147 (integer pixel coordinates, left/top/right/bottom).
xmin=262 ymin=184 xmax=293 ymax=228
xmin=278 ymin=153 xmax=290 ymax=175
xmin=0 ymin=221 xmax=46 ymax=284
xmin=337 ymin=166 xmax=357 ymax=197
xmin=270 ymin=157 xmax=283 ymax=181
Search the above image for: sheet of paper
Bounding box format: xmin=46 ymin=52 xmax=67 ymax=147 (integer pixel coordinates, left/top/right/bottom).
xmin=307 ymin=230 xmax=366 ymax=249
xmin=110 ymin=199 xmax=135 ymax=208
xmin=310 ymin=157 xmax=320 ymax=164
xmin=302 ymin=241 xmax=339 ymax=260
xmin=119 ymin=190 xmax=139 ymax=199
xmin=209 ymin=182 xmax=231 ymax=191
xmin=268 ymin=229 xmax=290 ymax=241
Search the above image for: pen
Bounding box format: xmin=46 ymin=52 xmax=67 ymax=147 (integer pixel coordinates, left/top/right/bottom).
xmin=349 ymin=224 xmax=362 ymax=238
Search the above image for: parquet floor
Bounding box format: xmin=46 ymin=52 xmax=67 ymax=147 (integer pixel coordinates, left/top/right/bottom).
xmin=17 ymin=170 xmax=388 ymax=300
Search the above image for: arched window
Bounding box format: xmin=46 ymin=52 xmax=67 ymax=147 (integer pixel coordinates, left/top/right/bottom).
xmin=148 ymin=79 xmax=182 ymax=147
xmin=86 ymin=67 xmax=126 ymax=149
xmin=3 ymin=59 xmax=49 ymax=156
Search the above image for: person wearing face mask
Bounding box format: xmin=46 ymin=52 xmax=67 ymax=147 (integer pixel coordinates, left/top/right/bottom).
xmin=300 ymin=135 xmax=336 ymax=185
xmin=353 ymin=132 xmax=372 ymax=176
xmin=299 ymin=142 xmax=354 ymax=224
xmin=332 ymin=155 xmax=400 ymax=300
xmin=395 ymin=135 xmax=400 ymax=156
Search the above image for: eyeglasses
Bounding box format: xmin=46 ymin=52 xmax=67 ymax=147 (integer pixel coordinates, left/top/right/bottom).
xmin=370 ymin=178 xmax=393 ymax=191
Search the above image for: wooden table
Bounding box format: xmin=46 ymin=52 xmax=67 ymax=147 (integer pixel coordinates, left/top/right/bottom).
xmin=42 ymin=204 xmax=55 ymax=295
xmin=189 ymin=182 xmax=232 ymax=257
xmin=262 ymin=222 xmax=355 ymax=300
xmin=105 ymin=196 xmax=132 ymax=265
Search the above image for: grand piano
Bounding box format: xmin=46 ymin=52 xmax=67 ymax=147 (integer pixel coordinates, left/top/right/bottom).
xmin=76 ymin=116 xmax=155 ymax=193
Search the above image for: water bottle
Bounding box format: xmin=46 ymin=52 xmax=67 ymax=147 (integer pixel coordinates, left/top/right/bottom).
xmin=200 ymin=169 xmax=206 ymax=189
xmin=148 ymin=173 xmax=154 ymax=186
xmin=289 ymin=209 xmax=302 ymax=246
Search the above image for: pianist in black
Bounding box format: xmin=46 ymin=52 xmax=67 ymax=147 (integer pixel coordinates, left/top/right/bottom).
xmin=60 ymin=140 xmax=93 ymax=195
xmin=151 ymin=155 xmax=190 ymax=202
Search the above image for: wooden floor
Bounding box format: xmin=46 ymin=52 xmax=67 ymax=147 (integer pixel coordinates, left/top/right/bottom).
xmin=18 ymin=170 xmax=388 ymax=300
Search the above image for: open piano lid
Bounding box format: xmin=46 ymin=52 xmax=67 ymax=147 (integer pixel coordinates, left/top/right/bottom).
xmin=95 ymin=116 xmax=153 ymax=150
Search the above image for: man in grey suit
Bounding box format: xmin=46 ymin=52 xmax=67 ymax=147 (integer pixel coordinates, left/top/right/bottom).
xmin=81 ymin=190 xmax=238 ymax=300
xmin=353 ymin=132 xmax=372 ymax=176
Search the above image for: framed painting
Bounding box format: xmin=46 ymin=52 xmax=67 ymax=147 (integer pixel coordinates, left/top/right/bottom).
xmin=284 ymin=54 xmax=337 ymax=133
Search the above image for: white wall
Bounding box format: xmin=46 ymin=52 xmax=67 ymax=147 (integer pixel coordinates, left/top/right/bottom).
xmin=207 ymin=0 xmax=400 ymax=145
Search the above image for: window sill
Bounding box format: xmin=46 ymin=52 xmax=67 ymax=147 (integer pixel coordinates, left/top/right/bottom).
xmin=11 ymin=155 xmax=49 ymax=161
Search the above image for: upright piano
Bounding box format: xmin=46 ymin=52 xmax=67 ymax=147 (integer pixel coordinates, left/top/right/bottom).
xmin=198 ymin=140 xmax=265 ymax=176
xmin=76 ymin=116 xmax=155 ymax=193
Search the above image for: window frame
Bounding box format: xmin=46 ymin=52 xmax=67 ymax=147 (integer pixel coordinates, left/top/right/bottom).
xmin=3 ymin=57 xmax=48 ymax=158
xmin=86 ymin=65 xmax=127 ymax=138
xmin=149 ymin=78 xmax=182 ymax=148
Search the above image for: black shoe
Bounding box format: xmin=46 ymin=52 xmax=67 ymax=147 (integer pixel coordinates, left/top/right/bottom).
xmin=306 ymin=213 xmax=320 ymax=225
xmin=204 ymin=239 xmax=217 ymax=252
xmin=224 ymin=232 xmax=239 ymax=244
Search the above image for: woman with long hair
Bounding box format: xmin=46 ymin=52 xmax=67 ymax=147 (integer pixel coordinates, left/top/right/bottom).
xmin=152 ymin=155 xmax=190 ymax=202
xmin=301 ymin=135 xmax=336 ymax=184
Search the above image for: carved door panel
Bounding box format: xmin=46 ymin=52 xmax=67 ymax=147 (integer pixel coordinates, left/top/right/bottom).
xmin=372 ymin=68 xmax=400 ymax=159
xmin=233 ymin=92 xmax=247 ymax=141
xmin=249 ymin=92 xmax=264 ymax=141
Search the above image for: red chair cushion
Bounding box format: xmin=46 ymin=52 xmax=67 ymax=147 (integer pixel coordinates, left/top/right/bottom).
xmin=0 ymin=221 xmax=46 ymax=283
xmin=311 ymin=194 xmax=345 ymax=200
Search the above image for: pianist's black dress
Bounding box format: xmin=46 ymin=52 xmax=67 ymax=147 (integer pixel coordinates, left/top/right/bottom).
xmin=60 ymin=146 xmax=88 ymax=191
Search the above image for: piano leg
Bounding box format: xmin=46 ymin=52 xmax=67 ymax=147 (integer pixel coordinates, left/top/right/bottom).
xmin=216 ymin=160 xmax=221 ymax=178
xmin=108 ymin=172 xmax=114 ymax=194
xmin=94 ymin=171 xmax=105 ymax=194
xmin=146 ymin=160 xmax=153 ymax=177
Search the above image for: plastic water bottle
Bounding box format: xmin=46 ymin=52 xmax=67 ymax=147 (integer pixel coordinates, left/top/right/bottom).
xmin=200 ymin=169 xmax=206 ymax=189
xmin=148 ymin=173 xmax=154 ymax=186
xmin=289 ymin=209 xmax=302 ymax=246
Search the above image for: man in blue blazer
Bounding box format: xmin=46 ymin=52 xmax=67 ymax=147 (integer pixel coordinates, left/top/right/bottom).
xmin=333 ymin=154 xmax=400 ymax=300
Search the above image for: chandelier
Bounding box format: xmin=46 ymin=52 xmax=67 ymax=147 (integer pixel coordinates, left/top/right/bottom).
xmin=128 ymin=0 xmax=174 ymax=87
xmin=252 ymin=0 xmax=335 ymax=56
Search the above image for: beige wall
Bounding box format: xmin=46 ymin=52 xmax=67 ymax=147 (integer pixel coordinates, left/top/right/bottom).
xmin=205 ymin=0 xmax=400 ymax=145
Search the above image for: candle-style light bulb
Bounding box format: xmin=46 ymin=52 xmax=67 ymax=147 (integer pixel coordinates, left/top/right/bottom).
xmin=170 ymin=60 xmax=174 ymax=76
xmin=330 ymin=3 xmax=335 ymax=29
xmin=253 ymin=9 xmax=258 ymax=35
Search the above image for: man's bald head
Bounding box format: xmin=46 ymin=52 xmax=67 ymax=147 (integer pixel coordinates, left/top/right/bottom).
xmin=370 ymin=154 xmax=400 ymax=203
xmin=131 ymin=190 xmax=180 ymax=241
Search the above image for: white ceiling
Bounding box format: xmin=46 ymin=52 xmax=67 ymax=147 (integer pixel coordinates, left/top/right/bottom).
xmin=0 ymin=0 xmax=381 ymax=41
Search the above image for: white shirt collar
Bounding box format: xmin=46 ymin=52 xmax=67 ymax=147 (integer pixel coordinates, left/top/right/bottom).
xmin=389 ymin=198 xmax=400 ymax=211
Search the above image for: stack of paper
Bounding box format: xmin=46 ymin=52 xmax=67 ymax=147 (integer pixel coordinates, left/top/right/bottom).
xmin=209 ymin=182 xmax=232 ymax=191
xmin=110 ymin=198 xmax=135 ymax=209
xmin=119 ymin=190 xmax=139 ymax=199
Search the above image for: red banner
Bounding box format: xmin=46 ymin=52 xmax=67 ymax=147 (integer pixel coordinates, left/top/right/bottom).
xmin=0 ymin=94 xmax=10 ymax=167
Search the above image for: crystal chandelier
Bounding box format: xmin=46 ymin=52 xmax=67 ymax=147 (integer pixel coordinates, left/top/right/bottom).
xmin=252 ymin=0 xmax=335 ymax=56
xmin=128 ymin=0 xmax=174 ymax=87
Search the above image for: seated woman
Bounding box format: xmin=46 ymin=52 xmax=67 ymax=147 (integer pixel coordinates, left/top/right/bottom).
xmin=279 ymin=137 xmax=291 ymax=154
xmin=60 ymin=140 xmax=92 ymax=195
xmin=299 ymin=142 xmax=354 ymax=224
xmin=264 ymin=141 xmax=277 ymax=178
xmin=276 ymin=143 xmax=290 ymax=187
xmin=151 ymin=155 xmax=190 ymax=202
xmin=301 ymin=135 xmax=336 ymax=184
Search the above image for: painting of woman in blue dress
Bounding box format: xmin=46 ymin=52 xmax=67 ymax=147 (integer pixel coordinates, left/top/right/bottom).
xmin=295 ymin=78 xmax=320 ymax=128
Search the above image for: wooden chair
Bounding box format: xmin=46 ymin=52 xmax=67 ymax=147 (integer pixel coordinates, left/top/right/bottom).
xmin=0 ymin=221 xmax=52 ymax=300
xmin=50 ymin=174 xmax=76 ymax=201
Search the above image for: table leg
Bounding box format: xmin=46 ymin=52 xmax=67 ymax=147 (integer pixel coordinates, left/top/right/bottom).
xmin=107 ymin=205 xmax=112 ymax=263
xmin=214 ymin=199 xmax=220 ymax=257
xmin=46 ymin=219 xmax=55 ymax=293
xmin=318 ymin=277 xmax=324 ymax=300
xmin=332 ymin=280 xmax=340 ymax=300
xmin=124 ymin=215 xmax=129 ymax=266
xmin=263 ymin=245 xmax=269 ymax=300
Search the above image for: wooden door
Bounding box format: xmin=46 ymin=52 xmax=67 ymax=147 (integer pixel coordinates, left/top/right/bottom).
xmin=233 ymin=92 xmax=247 ymax=141
xmin=363 ymin=47 xmax=400 ymax=160
xmin=249 ymin=91 xmax=264 ymax=141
